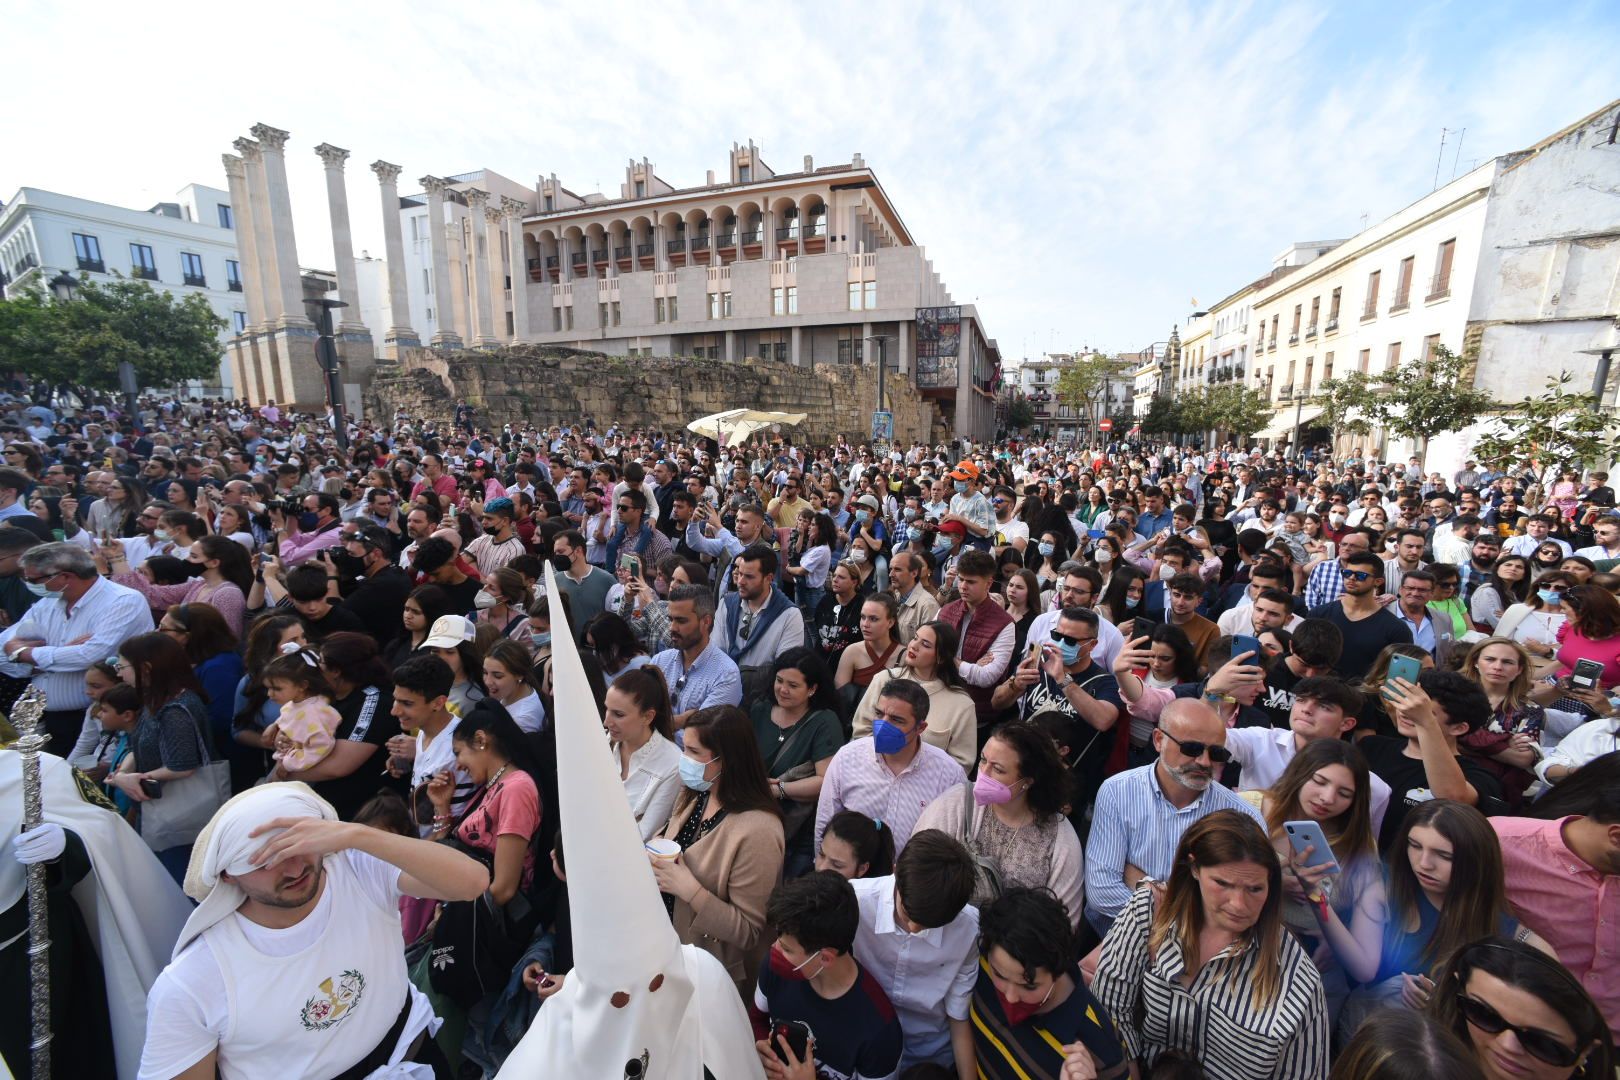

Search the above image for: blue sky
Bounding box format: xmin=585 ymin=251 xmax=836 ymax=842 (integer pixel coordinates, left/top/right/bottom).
xmin=5 ymin=0 xmax=1615 ymax=364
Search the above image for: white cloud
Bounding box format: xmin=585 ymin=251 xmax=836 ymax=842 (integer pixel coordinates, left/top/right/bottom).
xmin=3 ymin=0 xmax=1612 ymax=364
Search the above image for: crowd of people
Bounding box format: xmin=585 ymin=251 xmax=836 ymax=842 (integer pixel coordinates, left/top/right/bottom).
xmin=1 ymin=388 xmax=1618 ymax=1080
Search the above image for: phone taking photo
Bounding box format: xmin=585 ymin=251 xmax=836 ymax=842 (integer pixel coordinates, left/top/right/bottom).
xmin=1384 ymin=654 xmax=1422 ymax=698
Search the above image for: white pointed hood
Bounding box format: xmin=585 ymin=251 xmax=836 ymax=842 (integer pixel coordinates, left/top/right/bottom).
xmin=496 ymin=566 xmax=764 ymax=1079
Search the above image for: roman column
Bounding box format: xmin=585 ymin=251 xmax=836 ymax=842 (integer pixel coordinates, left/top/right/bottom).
xmin=503 ymin=197 xmax=530 ymax=342
xmin=219 ymin=154 xmax=267 ymax=330
xmin=419 ymin=176 xmax=462 ymax=348
xmin=463 ymin=188 xmax=498 ymax=347
xmin=313 ymin=143 xmax=366 ymax=334
xmin=485 ymin=204 xmax=509 ymax=344
xmin=370 ymin=160 xmax=420 ymax=354
xmin=233 ymin=138 xmax=282 ymax=326
xmin=248 ymin=124 xmax=312 ymax=327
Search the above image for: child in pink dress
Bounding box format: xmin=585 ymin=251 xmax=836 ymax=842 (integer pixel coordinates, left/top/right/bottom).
xmin=261 ymin=648 xmax=343 ymax=773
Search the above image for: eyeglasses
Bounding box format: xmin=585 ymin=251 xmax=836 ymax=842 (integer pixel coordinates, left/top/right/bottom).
xmin=1050 ymin=631 xmax=1096 ymax=647
xmin=1343 ymin=570 xmax=1373 ymax=582
xmin=1157 ymin=728 xmax=1233 ymax=763
xmin=1456 ymin=994 xmax=1581 ymax=1067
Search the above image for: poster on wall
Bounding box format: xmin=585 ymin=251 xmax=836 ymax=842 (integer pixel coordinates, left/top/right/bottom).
xmin=915 ymin=306 xmax=962 ymax=388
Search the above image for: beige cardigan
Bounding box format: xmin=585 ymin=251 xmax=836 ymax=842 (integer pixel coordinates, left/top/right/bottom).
xmin=659 ymin=796 xmax=785 ymax=995
xmin=851 ymin=667 xmax=978 ymax=769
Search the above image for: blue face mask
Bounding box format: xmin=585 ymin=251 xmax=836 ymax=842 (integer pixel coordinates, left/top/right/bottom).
xmin=902 ymin=507 xmax=918 ymax=522
xmin=932 ymin=540 xmax=952 ymax=559
xmin=855 ymin=510 xmax=870 ymax=524
xmin=871 ymin=718 xmax=909 ymax=755
xmin=1536 ymin=589 xmax=1562 ymax=604
xmin=1037 ymin=541 xmax=1055 ymax=557
xmin=531 ymin=630 xmax=552 ymax=649
xmin=1057 ymin=640 xmax=1083 ymax=666
xmin=678 ymin=754 xmax=716 ymax=792
xmin=954 ymin=480 xmax=968 ymax=493
xmin=298 ymin=511 xmax=320 ymax=531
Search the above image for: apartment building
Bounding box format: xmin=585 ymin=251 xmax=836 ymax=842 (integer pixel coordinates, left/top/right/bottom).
xmin=1013 ymin=351 xmax=1133 ymax=440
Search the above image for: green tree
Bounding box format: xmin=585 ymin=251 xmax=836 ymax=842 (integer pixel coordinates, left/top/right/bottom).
xmin=1140 ymin=394 xmax=1183 ymax=436
xmin=1308 ymin=345 xmax=1494 ymax=456
xmin=1312 ymin=370 xmax=1380 ymax=438
xmin=1005 ymin=394 xmax=1036 ymax=433
xmin=1472 ymin=372 xmax=1620 ymax=478
xmin=1205 ymin=383 xmax=1275 ymax=441
xmin=1053 ymin=353 xmax=1127 ymax=433
xmin=0 ymin=273 xmax=226 ymax=399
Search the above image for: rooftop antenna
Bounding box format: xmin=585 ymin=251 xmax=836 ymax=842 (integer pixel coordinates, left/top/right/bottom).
xmin=1450 ymin=128 xmax=1467 ymax=180
xmin=1359 ymin=211 xmax=1370 ymax=233
xmin=1433 ymin=127 xmax=1453 ymax=191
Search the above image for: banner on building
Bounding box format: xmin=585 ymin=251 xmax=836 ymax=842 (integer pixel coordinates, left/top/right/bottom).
xmin=915 ymin=306 xmax=962 ymax=389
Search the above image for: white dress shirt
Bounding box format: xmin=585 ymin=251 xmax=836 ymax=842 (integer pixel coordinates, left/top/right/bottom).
xmin=849 ymin=875 xmax=980 ymax=1067
xmin=615 ymin=730 xmax=683 ymax=841
xmin=0 ymin=576 xmax=154 ymax=711
xmin=1028 ymin=606 xmax=1125 ymax=672
xmin=1224 ymin=726 xmax=1390 ymax=836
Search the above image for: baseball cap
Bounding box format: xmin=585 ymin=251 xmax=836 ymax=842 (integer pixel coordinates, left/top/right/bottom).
xmin=422 ymin=614 xmax=475 ymax=650
xmin=938 ymin=519 xmax=968 ymax=537
xmin=948 ymin=460 xmax=979 ymax=482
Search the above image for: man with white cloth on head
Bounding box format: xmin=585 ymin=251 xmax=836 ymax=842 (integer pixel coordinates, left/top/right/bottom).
xmin=496 ymin=567 xmax=766 ymax=1079
xmin=136 ymin=782 xmax=489 ymax=1080
xmin=2 ymin=749 xmax=189 ymax=1080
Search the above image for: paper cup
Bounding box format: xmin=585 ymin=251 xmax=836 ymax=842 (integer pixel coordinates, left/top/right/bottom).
xmin=645 ymin=839 xmax=681 ymax=861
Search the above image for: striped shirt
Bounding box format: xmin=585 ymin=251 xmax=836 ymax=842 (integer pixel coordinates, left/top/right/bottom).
xmin=0 ymin=576 xmax=154 ymax=711
xmin=970 ymin=958 xmax=1129 ymax=1080
xmin=1092 ymin=887 xmax=1329 ymax=1080
xmin=1083 ymin=764 xmax=1266 ymax=929
xmin=813 ymin=736 xmax=966 ymax=854
xmin=650 ymin=640 xmax=743 ymax=715
xmin=1303 ymin=559 xmax=1347 ymax=610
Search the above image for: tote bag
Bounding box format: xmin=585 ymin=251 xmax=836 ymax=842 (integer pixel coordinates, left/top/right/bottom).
xmin=140 ymin=706 xmax=232 ymax=852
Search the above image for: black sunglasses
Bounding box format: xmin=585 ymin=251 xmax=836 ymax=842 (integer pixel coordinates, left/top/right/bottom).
xmin=1050 ymin=632 xmax=1096 ymax=648
xmin=1158 ymin=728 xmax=1233 ymax=763
xmin=1456 ymin=994 xmax=1582 ymax=1067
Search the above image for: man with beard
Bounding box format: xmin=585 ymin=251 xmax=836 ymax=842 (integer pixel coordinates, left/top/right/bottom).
xmin=1082 ymin=698 xmax=1265 ymax=936
xmin=395 ymin=504 xmax=442 ymax=570
xmin=463 ymin=497 xmax=525 ymax=580
xmin=138 ymin=783 xmax=488 ymax=1079
xmin=329 ymin=524 xmax=411 ymax=650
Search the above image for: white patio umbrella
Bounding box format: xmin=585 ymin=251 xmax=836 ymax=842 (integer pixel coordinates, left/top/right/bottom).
xmin=686 ymin=408 xmax=807 ymax=446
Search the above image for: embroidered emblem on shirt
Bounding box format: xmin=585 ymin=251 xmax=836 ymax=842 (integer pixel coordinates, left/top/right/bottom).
xmin=299 ymin=969 xmax=366 ymax=1030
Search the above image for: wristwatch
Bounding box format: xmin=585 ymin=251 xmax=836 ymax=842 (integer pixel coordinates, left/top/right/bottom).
xmin=1059 ymin=675 xmax=1076 ymax=690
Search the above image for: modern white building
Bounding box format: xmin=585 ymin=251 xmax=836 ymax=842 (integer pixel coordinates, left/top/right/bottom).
xmin=0 ymin=184 xmax=247 ymax=394
xmin=1011 ymin=351 xmax=1134 ymax=440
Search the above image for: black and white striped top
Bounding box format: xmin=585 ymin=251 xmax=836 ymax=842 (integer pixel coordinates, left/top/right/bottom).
xmin=1091 ymin=886 xmax=1330 ymax=1080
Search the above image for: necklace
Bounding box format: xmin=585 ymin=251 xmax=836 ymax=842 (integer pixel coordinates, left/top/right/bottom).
xmin=486 ymin=763 xmax=511 ymax=789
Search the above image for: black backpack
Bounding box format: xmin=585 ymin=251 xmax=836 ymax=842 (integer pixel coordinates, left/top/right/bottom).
xmin=426 ymin=839 xmax=523 ymax=1007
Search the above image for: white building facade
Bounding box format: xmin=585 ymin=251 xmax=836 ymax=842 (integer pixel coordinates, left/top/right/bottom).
xmin=0 ymin=185 xmax=246 ymax=394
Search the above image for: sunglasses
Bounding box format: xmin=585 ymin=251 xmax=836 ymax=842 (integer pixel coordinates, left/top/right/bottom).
xmin=1343 ymin=570 xmax=1373 ymax=582
xmin=1050 ymin=632 xmax=1096 ymax=647
xmin=1158 ymin=728 xmax=1233 ymax=763
xmin=1456 ymin=994 xmax=1582 ymax=1067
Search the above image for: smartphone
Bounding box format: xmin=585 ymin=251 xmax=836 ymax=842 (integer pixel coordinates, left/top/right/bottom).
xmin=139 ymin=778 xmax=164 ymax=799
xmin=1384 ymin=654 xmax=1422 ymax=698
xmin=1570 ymin=658 xmax=1605 ymax=691
xmin=620 ymin=554 xmax=641 ymax=577
xmin=1087 ymin=528 xmax=1105 ymax=539
xmin=1232 ymin=635 xmax=1263 ymax=665
xmin=770 ymin=1020 xmax=812 ymax=1064
xmin=1284 ymin=820 xmax=1339 ymax=870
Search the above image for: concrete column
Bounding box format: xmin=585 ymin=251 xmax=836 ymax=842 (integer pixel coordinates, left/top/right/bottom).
xmin=313 ymin=143 xmax=366 ymax=334
xmin=418 ymin=177 xmax=462 ymax=348
xmin=219 ymin=154 xmax=268 ymax=330
xmin=233 ymin=139 xmax=282 ymax=325
xmin=790 ymin=325 xmax=803 ymax=367
xmin=447 ymin=210 xmax=473 ymax=345
xmin=895 ymin=319 xmax=911 ymax=378
xmin=370 ymin=160 xmax=419 ymax=355
xmin=462 ymin=189 xmax=497 ymax=346
xmin=654 ymin=223 xmax=667 ymax=272
xmin=503 ymin=198 xmax=530 ymax=342
xmin=862 ymin=320 xmax=873 ymax=368
xmin=724 ymin=330 xmax=735 ymax=363
xmin=484 ymin=205 xmax=508 ymax=343
xmin=248 ymin=124 xmax=312 ymax=327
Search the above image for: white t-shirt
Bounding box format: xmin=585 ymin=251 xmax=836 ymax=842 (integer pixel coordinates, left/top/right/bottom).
xmin=501 ymin=690 xmax=547 ymax=734
xmin=413 ymin=718 xmax=474 ymax=831
xmin=995 ymin=517 xmax=1030 ymax=548
xmin=138 ymin=850 xmax=431 ymax=1080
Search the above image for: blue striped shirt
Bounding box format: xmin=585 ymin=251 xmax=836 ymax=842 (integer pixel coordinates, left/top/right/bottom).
xmin=650 ymin=640 xmax=743 ymax=715
xmin=1083 ymin=763 xmax=1266 ymax=930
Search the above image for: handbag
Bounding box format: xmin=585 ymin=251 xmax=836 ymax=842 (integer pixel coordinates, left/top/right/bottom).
xmin=766 ymin=713 xmax=822 ymax=843
xmin=140 ymin=706 xmax=231 ymax=852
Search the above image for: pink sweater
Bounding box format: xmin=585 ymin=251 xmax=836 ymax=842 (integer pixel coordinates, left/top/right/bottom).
xmin=112 ymin=573 xmax=246 ymax=637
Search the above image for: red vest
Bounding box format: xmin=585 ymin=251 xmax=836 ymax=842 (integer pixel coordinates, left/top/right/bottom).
xmin=938 ymin=597 xmax=1015 ymax=723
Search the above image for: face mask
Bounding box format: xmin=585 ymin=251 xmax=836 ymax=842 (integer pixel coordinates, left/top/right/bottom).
xmin=1037 ymin=541 xmax=1055 ymax=558
xmin=298 ymin=511 xmax=320 ymax=531
xmin=770 ymin=944 xmax=824 ymax=982
xmin=1329 ymin=513 xmax=1346 ymax=525
xmin=1158 ymin=564 xmax=1176 ymax=581
xmin=473 ymin=590 xmax=498 ymax=610
xmin=871 ymin=718 xmax=908 ymax=755
xmin=850 ymin=547 xmax=868 ymax=564
xmin=551 ymin=553 xmax=571 ymax=573
xmin=933 ymin=540 xmax=953 ymax=559
xmin=973 ymin=771 xmax=1020 ymax=806
xmin=185 ymin=560 xmax=207 ymax=578
xmin=24 ymin=580 xmax=56 ymax=599
xmin=855 ymin=510 xmax=870 ymax=524
xmin=530 ymin=630 xmax=551 ymax=649
xmin=678 ymin=753 xmax=716 ymax=792
xmin=483 ymin=524 xmax=503 ymax=537
xmin=996 ymin=979 xmax=1056 ymax=1027
xmin=153 ymin=529 xmax=172 ymax=542
xmin=1536 ymin=589 xmax=1561 ymax=604
xmin=902 ymin=507 xmax=918 ymax=522
xmin=954 ymin=480 xmax=968 ymax=493
xmin=1057 ymin=640 xmax=1083 ymax=666
xmin=1095 ymin=549 xmax=1113 ymax=564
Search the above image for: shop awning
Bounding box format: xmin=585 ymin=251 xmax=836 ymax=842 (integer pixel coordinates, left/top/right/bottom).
xmin=1253 ymin=404 xmax=1324 ymax=440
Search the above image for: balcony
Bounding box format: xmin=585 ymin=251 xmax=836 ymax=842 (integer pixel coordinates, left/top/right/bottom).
xmin=692 ymin=234 xmax=710 ymax=248
xmin=1426 ymin=274 xmax=1451 ymax=302
xmin=1305 ymin=324 xmax=1317 ymax=339
xmin=1360 ymin=300 xmax=1378 ymax=320
xmin=1266 ymin=338 xmax=1278 ymax=352
xmin=13 ymin=253 xmax=39 ymax=276
xmin=77 ymin=256 xmax=104 ymax=273
xmin=614 ymin=246 xmax=631 ymax=259
xmin=636 ymin=243 xmax=654 ymax=258
xmin=570 ymin=252 xmax=586 ymax=265
xmin=1233 ymin=363 xmax=1245 ymax=378
xmin=741 ymin=229 xmax=762 ymax=245
xmin=227 ymin=279 xmax=243 ymax=292
xmin=804 ymin=222 xmax=825 ymax=238
xmin=1324 ymin=317 xmax=1339 ymax=333
xmin=183 ymin=273 xmax=207 ymax=287
xmin=1288 ymin=333 xmax=1300 ymax=345
xmin=666 ymin=238 xmax=686 ymax=254
xmin=716 ymin=232 xmax=737 ymax=248
xmin=132 ymin=265 xmax=158 ymax=281
xmin=1390 ymin=292 xmax=1411 ymax=313
xmin=1277 ymin=384 xmax=1294 ymax=401
xmin=545 ymin=255 xmax=559 ymax=268
xmin=528 ymin=257 xmax=544 ymax=282
xmin=590 ymin=249 xmax=609 ymax=263
xmin=775 ymin=226 xmax=801 ymax=242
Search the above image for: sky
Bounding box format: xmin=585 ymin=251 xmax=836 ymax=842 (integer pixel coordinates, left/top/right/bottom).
xmin=6 ymin=0 xmax=1617 ymax=366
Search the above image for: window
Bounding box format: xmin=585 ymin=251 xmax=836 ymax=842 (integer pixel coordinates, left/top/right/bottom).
xmin=611 ymin=301 xmax=621 ymax=326
xmin=1328 ymin=287 xmax=1342 ymax=326
xmin=1430 ymin=239 xmax=1455 ymax=299
xmin=1307 ymin=297 xmax=1320 ymax=334
xmin=1291 ymin=304 xmax=1302 ymax=335
xmin=1358 ymin=348 xmax=1370 ymax=373
xmin=838 ymin=339 xmax=865 ymax=364
xmin=1392 ymin=256 xmax=1414 ymax=309
xmin=181 ymin=252 xmax=206 ymax=286
xmin=600 ymin=302 xmax=609 ymax=326
xmin=739 ymin=165 xmax=751 ymax=183
xmin=1422 ymin=334 xmax=1441 ymax=361
xmin=217 ymin=204 xmax=234 ymax=229
xmin=543 ymin=195 xmax=554 ymax=212
xmin=410 ymin=217 xmax=420 ymax=242
xmin=721 ymin=292 xmax=732 ymax=318
xmin=130 ymin=243 xmax=157 ymax=280
xmin=655 ymin=297 xmax=666 ymax=323
xmin=1362 ymin=270 xmax=1380 ymax=318
xmin=849 ymin=282 xmax=861 ymax=311
xmin=72 ymin=233 xmax=102 ymax=272
xmin=1386 ymin=342 xmax=1402 ymax=370
xmin=709 ymin=292 xmax=721 ymax=320
xmin=232 ymin=310 xmax=247 ymax=333
xmin=564 ymin=306 xmax=573 ymax=331
xmin=553 ymin=307 xmax=562 ymax=332
xmin=772 ymin=287 xmax=785 ymax=316
xmin=668 ymin=295 xmax=678 ymax=321
xmin=426 ymin=307 xmax=434 ymax=321
xmin=226 ymin=259 xmax=242 ymax=291
xmin=1323 ymin=351 xmax=1334 ymax=382
xmin=786 ymin=286 xmax=798 ymax=314
xmin=423 ymin=268 xmax=432 ymax=294
xmin=634 ymin=180 xmax=645 ymax=199
xmin=863 ymin=281 xmax=876 ymax=310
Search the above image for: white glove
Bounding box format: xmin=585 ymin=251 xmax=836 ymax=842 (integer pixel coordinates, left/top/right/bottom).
xmin=11 ymin=822 xmax=66 ymax=865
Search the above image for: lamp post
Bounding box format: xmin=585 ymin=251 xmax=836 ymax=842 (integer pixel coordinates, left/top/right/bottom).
xmin=1576 ymin=320 xmax=1619 ymax=409
xmin=305 ymin=297 xmax=351 ymax=451
xmin=866 ymin=334 xmax=890 ymax=445
xmin=50 ymin=271 xmax=140 ymax=423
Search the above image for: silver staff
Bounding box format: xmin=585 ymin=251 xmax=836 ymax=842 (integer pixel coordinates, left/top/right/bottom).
xmin=13 ymin=685 xmax=51 ymax=1079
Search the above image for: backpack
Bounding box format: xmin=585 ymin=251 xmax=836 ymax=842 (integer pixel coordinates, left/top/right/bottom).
xmin=426 ymin=839 xmax=522 ymax=1007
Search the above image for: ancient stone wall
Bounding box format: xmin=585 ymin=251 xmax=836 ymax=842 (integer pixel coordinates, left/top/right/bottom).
xmin=365 ymin=346 xmax=937 ymax=445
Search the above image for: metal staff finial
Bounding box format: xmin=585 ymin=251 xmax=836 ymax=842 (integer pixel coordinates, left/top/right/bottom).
xmin=12 ymin=684 xmax=52 ymax=1079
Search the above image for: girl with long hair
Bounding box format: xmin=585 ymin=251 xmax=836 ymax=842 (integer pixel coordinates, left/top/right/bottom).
xmin=850 ymin=620 xmax=977 ymax=769
xmin=104 ymin=532 xmax=254 ymax=637
xmin=482 ymin=639 xmax=545 ymax=734
xmin=603 ymin=666 xmax=682 ymax=841
xmin=813 ymin=810 xmax=894 ymax=879
xmin=382 ymin=584 xmax=455 ymax=670
xmin=1471 ymin=555 xmax=1533 ymax=631
xmin=1458 ymin=639 xmax=1546 ymax=807
xmin=750 ymin=646 xmax=842 ymax=875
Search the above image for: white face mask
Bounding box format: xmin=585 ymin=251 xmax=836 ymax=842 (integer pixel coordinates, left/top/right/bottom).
xmin=473 ymin=590 xmax=498 ymax=610
xmin=1158 ymin=564 xmax=1177 ymax=580
xmin=850 ymin=547 xmax=868 ymax=564
xmin=1095 ymin=549 xmax=1113 ymax=564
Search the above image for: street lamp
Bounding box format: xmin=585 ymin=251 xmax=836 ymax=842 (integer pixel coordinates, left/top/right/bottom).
xmin=865 ymin=334 xmax=890 ymax=444
xmin=304 ymin=297 xmax=351 ymax=452
xmin=50 ymin=270 xmax=139 ymax=423
xmin=1576 ymin=319 xmax=1619 ymax=407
